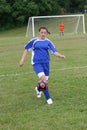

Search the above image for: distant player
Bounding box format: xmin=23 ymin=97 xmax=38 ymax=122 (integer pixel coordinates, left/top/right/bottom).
xmin=19 ymin=26 xmax=65 ymax=105
xmin=59 ymin=22 xmax=64 ymax=36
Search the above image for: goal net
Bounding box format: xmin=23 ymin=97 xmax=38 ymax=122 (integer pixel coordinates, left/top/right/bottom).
xmin=26 ymin=14 xmax=86 ymax=37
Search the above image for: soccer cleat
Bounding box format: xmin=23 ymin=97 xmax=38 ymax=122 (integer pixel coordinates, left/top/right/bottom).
xmin=37 ymin=91 xmax=42 ymax=98
xmin=47 ymin=98 xmax=53 ymax=105
xmin=35 ymin=87 xmax=42 ymax=98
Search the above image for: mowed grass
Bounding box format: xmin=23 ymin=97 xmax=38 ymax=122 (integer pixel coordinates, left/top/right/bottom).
xmin=0 ymin=27 xmax=87 ymax=130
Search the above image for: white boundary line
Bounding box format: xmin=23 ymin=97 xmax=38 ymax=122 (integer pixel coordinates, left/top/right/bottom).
xmin=0 ymin=66 xmax=87 ymax=77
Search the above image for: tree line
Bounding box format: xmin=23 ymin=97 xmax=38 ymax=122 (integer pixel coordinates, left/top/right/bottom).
xmin=0 ymin=0 xmax=87 ymax=30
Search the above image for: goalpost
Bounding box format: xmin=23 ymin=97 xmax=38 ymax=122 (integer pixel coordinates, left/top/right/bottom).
xmin=26 ymin=14 xmax=86 ymax=37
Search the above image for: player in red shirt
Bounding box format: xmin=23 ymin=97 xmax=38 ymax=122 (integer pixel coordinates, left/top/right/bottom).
xmin=59 ymin=22 xmax=64 ymax=36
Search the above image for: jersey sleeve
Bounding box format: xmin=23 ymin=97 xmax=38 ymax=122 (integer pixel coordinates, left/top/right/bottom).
xmin=48 ymin=41 xmax=57 ymax=53
xmin=24 ymin=38 xmax=36 ymax=51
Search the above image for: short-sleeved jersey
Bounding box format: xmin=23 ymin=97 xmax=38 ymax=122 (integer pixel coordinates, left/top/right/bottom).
xmin=59 ymin=23 xmax=64 ymax=31
xmin=24 ymin=37 xmax=57 ymax=64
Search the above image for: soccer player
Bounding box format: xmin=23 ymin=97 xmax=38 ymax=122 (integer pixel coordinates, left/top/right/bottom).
xmin=19 ymin=27 xmax=65 ymax=105
xmin=59 ymin=22 xmax=65 ymax=36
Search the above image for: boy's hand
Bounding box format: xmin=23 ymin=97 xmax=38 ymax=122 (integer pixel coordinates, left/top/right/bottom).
xmin=19 ymin=60 xmax=24 ymax=67
xmin=61 ymin=54 xmax=65 ymax=58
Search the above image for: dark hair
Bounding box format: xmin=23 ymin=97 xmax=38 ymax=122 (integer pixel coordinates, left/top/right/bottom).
xmin=38 ymin=27 xmax=50 ymax=34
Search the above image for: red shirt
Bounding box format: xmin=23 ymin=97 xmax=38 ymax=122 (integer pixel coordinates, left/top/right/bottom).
xmin=59 ymin=23 xmax=64 ymax=31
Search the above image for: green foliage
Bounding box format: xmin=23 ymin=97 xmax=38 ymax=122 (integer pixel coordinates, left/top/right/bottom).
xmin=0 ymin=0 xmax=11 ymax=28
xmin=69 ymin=0 xmax=85 ymax=12
xmin=0 ymin=0 xmax=86 ymax=30
xmin=0 ymin=0 xmax=39 ymax=29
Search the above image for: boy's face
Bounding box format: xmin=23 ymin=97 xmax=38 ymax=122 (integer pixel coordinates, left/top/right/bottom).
xmin=39 ymin=29 xmax=47 ymax=39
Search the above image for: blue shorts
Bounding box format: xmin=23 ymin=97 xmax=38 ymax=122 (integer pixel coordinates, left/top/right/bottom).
xmin=33 ymin=63 xmax=50 ymax=76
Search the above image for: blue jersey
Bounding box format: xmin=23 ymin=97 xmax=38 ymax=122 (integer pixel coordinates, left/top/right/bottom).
xmin=24 ymin=37 xmax=57 ymax=64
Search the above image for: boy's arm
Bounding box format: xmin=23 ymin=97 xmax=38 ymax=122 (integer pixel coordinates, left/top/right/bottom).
xmin=19 ymin=49 xmax=28 ymax=67
xmin=53 ymin=51 xmax=65 ymax=58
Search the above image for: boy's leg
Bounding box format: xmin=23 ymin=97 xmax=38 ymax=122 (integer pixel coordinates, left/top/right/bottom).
xmin=37 ymin=79 xmax=53 ymax=104
xmin=43 ymin=88 xmax=53 ymax=104
xmin=62 ymin=31 xmax=64 ymax=36
xmin=35 ymin=86 xmax=42 ymax=98
xmin=33 ymin=63 xmax=53 ymax=104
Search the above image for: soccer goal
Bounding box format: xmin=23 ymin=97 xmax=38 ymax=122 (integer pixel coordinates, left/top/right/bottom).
xmin=26 ymin=14 xmax=86 ymax=37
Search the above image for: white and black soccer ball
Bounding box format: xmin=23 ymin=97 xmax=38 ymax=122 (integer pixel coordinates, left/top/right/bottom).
xmin=37 ymin=80 xmax=48 ymax=91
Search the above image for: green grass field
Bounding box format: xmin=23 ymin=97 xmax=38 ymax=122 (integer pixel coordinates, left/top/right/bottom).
xmin=0 ymin=26 xmax=87 ymax=130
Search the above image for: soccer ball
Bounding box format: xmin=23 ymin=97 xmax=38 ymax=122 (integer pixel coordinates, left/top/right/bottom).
xmin=37 ymin=80 xmax=48 ymax=91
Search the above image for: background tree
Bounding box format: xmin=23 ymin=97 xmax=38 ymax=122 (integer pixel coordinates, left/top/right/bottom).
xmin=0 ymin=0 xmax=86 ymax=30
